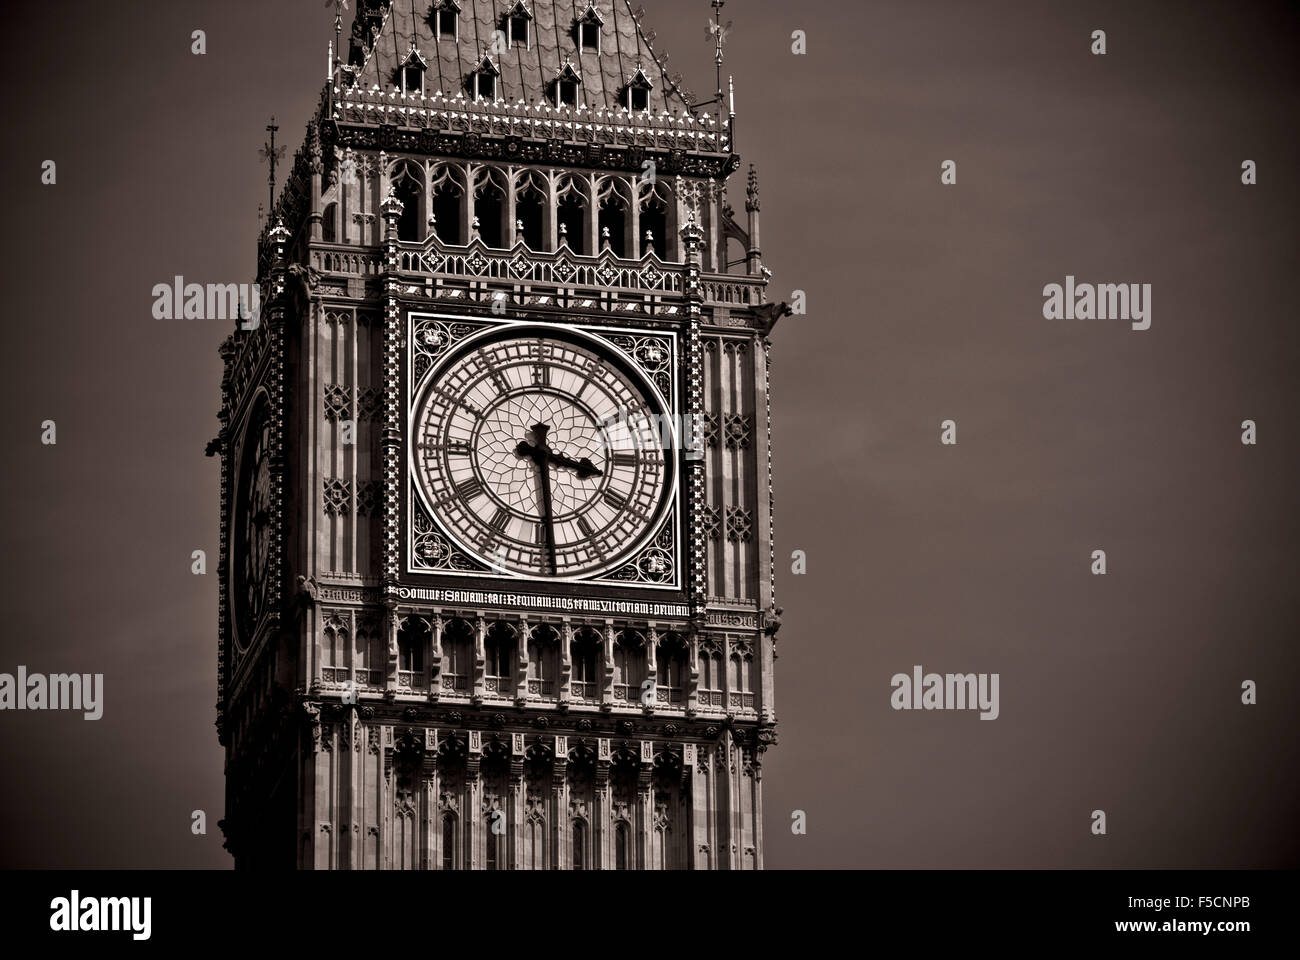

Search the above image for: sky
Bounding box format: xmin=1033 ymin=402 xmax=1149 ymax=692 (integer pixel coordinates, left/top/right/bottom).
xmin=0 ymin=0 xmax=1297 ymax=868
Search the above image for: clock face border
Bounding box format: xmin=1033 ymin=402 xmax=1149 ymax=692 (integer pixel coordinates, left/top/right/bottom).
xmin=230 ymin=389 xmax=273 ymax=653
xmin=403 ymin=313 xmax=683 ymax=591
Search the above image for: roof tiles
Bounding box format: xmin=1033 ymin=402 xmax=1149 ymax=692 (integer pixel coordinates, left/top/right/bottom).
xmin=350 ymin=1 xmax=696 ymax=114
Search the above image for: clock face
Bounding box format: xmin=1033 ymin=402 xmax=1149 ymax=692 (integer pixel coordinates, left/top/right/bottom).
xmin=412 ymin=327 xmax=672 ymax=579
xmin=232 ymin=397 xmax=272 ymax=645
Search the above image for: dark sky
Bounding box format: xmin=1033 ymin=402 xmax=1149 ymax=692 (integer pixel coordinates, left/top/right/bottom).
xmin=1 ymin=0 xmax=1297 ymax=868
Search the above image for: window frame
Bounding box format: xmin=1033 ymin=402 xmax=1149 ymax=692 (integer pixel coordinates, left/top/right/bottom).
xmin=436 ymin=8 xmax=458 ymax=40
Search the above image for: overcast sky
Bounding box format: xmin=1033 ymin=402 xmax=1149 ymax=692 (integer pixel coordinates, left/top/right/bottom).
xmin=0 ymin=0 xmax=1297 ymax=868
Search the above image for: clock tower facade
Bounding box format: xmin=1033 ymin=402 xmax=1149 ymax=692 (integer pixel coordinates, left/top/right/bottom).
xmin=217 ymin=0 xmax=786 ymax=870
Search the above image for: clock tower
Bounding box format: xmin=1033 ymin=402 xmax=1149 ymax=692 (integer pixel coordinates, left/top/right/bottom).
xmin=216 ymin=0 xmax=788 ymax=869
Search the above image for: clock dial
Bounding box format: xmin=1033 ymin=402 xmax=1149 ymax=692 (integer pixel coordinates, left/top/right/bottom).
xmin=412 ymin=329 xmax=672 ymax=579
xmin=232 ymin=398 xmax=272 ymax=646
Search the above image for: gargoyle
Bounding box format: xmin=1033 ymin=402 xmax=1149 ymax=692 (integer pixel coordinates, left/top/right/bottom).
xmin=287 ymin=261 xmax=320 ymax=294
xmin=752 ymin=301 xmax=793 ymax=336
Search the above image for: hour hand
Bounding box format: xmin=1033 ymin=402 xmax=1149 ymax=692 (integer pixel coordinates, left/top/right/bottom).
xmin=548 ymin=451 xmax=602 ymax=479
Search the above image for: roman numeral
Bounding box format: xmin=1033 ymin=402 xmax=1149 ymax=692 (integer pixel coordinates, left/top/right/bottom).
xmin=479 ymin=352 xmax=511 ymax=393
xmin=577 ymin=515 xmax=594 ymax=537
xmin=574 ymin=364 xmax=605 ymax=399
xmin=455 ymin=477 xmax=484 ymax=501
xmin=602 ymin=489 xmax=628 ymax=511
xmin=611 ymin=451 xmax=638 ymax=468
xmin=531 ymin=364 xmax=551 ymax=387
xmin=446 ymin=440 xmax=472 ymax=456
xmin=488 ymin=507 xmax=511 ymax=534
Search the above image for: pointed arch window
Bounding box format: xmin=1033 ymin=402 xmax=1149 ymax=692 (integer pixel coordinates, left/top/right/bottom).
xmin=623 ymin=66 xmax=653 ymax=112
xmin=613 ymin=630 xmax=646 ymax=702
xmin=698 ymin=643 xmax=724 ymax=707
xmin=575 ymin=5 xmax=604 ymax=53
xmin=432 ymin=0 xmax=460 ymax=40
xmin=556 ymin=176 xmax=588 ymax=254
xmin=391 ymin=164 xmax=424 ymax=242
xmin=485 ymin=621 xmax=516 ymax=693
xmin=430 ymin=164 xmax=464 ymax=245
xmin=485 ymin=817 xmax=501 ymax=870
xmin=570 ymin=627 xmax=601 ymax=701
xmin=572 ymin=820 xmax=587 ymax=870
xmin=505 ymin=1 xmax=533 ymax=48
xmin=656 ymin=633 xmax=687 ymax=705
xmin=399 ymin=47 xmax=427 ymax=96
xmin=551 ymin=60 xmax=582 ymax=108
xmin=440 ymin=618 xmax=473 ymax=692
xmin=615 ymin=821 xmax=631 ymax=870
xmin=397 ymin=619 xmax=426 ymax=673
xmin=471 ymin=55 xmax=500 ymax=102
xmin=441 ymin=814 xmax=457 ymax=869
xmin=527 ymin=622 xmax=559 ymax=696
xmin=321 ymin=202 xmax=337 ymax=243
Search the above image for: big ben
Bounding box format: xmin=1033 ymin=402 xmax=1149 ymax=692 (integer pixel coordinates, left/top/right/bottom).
xmin=216 ymin=0 xmax=788 ymax=869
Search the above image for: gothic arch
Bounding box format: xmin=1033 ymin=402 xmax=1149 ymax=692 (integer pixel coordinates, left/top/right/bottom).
xmin=471 ymin=165 xmax=509 ymax=248
xmin=485 ymin=620 xmax=518 ymax=694
xmin=439 ymin=617 xmax=474 ymax=692
xmin=569 ymin=626 xmax=602 ymax=702
xmin=429 ymin=162 xmax=465 ymax=245
xmin=656 ymin=631 xmax=688 ymax=706
xmin=613 ymin=628 xmax=647 ymax=703
xmin=389 ymin=161 xmax=425 ymax=242
xmin=638 ymin=178 xmax=675 ymax=259
xmin=514 ymin=168 xmax=549 ymax=251
xmin=555 ymin=174 xmax=591 ymax=254
xmin=596 ymin=175 xmax=633 ymax=258
xmin=527 ymin=622 xmax=560 ymax=697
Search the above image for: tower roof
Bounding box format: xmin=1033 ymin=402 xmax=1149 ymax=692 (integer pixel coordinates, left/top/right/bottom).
xmin=345 ymin=0 xmax=696 ymax=114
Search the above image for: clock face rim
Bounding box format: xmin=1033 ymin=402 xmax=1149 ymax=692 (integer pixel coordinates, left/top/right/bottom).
xmin=231 ymin=392 xmax=272 ymax=650
xmin=407 ymin=320 xmax=680 ymax=584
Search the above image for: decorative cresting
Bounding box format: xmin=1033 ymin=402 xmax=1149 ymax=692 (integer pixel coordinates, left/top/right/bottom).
xmin=332 ymin=89 xmax=730 ymax=160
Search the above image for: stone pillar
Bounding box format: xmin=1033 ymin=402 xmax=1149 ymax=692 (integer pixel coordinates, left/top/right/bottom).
xmin=472 ymin=615 xmax=486 ymax=702
xmin=553 ymin=736 xmax=568 ymax=869
xmin=421 ymin=728 xmax=438 ymax=870
xmin=601 ymin=621 xmax=616 ymax=710
xmin=510 ymin=734 xmax=525 ymax=870
xmin=637 ymin=741 xmax=654 ymax=869
xmin=309 ymin=125 xmax=323 ymax=241
xmin=467 ymin=730 xmax=482 ymax=870
xmin=595 ymin=738 xmax=611 ymax=869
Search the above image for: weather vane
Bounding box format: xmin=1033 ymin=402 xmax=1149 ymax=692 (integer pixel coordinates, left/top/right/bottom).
xmin=708 ymin=0 xmax=732 ymax=66
xmin=703 ymin=1 xmax=733 ymax=136
xmin=258 ymin=117 xmax=286 ymax=216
